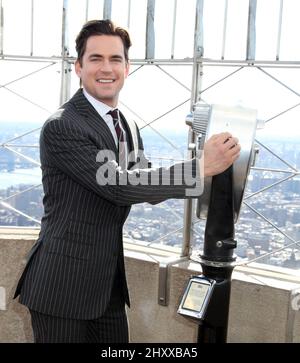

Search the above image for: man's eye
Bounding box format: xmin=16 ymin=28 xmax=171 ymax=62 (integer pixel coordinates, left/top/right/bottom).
xmin=89 ymin=57 xmax=101 ymax=62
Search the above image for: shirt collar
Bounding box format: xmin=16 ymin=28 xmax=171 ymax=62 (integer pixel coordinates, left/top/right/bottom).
xmin=82 ymin=88 xmax=117 ymax=117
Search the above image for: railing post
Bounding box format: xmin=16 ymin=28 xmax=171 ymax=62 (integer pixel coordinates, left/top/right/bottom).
xmin=146 ymin=0 xmax=155 ymax=60
xmin=60 ymin=0 xmax=71 ymax=105
xmin=103 ymin=0 xmax=112 ymax=20
xmin=182 ymin=0 xmax=204 ymax=257
xmin=0 ymin=0 xmax=4 ymax=56
xmin=246 ymin=0 xmax=257 ymax=61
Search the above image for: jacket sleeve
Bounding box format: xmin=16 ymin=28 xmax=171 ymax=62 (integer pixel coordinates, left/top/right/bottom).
xmin=42 ymin=119 xmax=203 ymax=207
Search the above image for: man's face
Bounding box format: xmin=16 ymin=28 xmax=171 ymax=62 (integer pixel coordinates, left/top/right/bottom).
xmin=75 ymin=35 xmax=130 ymax=107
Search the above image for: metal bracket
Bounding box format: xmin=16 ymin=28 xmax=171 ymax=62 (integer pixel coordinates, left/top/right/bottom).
xmin=158 ymin=256 xmax=189 ymax=306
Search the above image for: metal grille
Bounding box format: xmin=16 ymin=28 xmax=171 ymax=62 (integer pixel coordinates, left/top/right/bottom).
xmin=0 ymin=0 xmax=299 ymax=269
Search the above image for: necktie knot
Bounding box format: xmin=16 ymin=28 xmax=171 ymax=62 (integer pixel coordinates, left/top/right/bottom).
xmin=108 ymin=109 xmax=119 ymax=124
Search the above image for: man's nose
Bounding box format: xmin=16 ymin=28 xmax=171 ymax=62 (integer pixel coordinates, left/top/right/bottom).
xmin=100 ymin=59 xmax=113 ymax=72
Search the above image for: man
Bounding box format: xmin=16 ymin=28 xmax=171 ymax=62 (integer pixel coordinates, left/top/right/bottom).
xmin=14 ymin=20 xmax=240 ymax=343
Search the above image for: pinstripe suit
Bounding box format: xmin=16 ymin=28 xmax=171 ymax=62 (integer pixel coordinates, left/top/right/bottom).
xmin=14 ymin=88 xmax=200 ymax=342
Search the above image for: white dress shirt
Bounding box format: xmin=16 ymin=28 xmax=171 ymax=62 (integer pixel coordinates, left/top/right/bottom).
xmin=82 ymin=88 xmax=127 ymax=147
xmin=82 ymin=89 xmax=129 ymax=168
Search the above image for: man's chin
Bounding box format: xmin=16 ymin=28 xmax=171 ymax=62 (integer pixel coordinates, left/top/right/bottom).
xmin=95 ymin=94 xmax=117 ymax=106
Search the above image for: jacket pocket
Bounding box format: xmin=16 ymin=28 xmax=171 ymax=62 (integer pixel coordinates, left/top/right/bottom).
xmin=47 ymin=237 xmax=91 ymax=261
xmin=66 ymin=219 xmax=97 ymax=244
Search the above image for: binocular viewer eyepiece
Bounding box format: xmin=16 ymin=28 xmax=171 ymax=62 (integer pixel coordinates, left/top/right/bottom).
xmin=186 ymin=103 xmax=263 ymax=223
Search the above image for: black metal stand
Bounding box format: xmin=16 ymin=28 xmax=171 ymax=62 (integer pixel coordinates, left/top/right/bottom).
xmin=198 ymin=166 xmax=236 ymax=343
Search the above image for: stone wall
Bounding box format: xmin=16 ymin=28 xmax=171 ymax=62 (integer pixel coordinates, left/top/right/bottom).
xmin=1 ymin=231 xmax=300 ymax=343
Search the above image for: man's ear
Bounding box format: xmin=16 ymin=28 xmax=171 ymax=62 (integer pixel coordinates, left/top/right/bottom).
xmin=125 ymin=60 xmax=130 ymax=78
xmin=75 ymin=59 xmax=82 ymax=78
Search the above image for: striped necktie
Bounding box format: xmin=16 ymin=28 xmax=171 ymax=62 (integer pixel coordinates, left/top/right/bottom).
xmin=107 ymin=109 xmax=127 ymax=169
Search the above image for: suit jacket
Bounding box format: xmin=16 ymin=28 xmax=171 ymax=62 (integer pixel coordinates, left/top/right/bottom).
xmin=14 ymin=89 xmax=200 ymax=320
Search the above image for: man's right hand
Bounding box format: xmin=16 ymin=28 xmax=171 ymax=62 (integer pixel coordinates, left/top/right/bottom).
xmin=201 ymin=132 xmax=241 ymax=177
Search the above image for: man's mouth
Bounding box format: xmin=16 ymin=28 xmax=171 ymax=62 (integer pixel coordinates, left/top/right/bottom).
xmin=96 ymin=79 xmax=115 ymax=83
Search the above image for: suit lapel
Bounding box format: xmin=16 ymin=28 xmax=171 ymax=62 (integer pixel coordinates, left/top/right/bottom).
xmin=69 ymin=89 xmax=139 ymax=166
xmin=69 ymin=89 xmax=117 ymax=154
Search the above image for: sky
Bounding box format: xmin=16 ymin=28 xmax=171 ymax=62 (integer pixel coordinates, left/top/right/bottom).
xmin=1 ymin=0 xmax=300 ymax=140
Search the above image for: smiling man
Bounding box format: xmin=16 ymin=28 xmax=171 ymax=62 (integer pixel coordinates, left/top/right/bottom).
xmin=75 ymin=33 xmax=130 ymax=107
xmin=14 ymin=19 xmax=240 ymax=343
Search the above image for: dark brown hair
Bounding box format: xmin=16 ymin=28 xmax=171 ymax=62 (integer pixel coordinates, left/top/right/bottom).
xmin=75 ymin=19 xmax=132 ymax=64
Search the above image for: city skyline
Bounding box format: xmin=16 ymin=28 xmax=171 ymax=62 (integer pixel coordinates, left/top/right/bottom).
xmin=1 ymin=121 xmax=299 ymax=269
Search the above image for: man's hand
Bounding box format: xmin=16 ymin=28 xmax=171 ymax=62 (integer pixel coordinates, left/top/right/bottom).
xmin=201 ymin=132 xmax=241 ymax=177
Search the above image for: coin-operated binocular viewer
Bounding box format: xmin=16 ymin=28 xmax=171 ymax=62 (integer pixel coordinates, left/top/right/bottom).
xmin=178 ymin=104 xmax=261 ymax=343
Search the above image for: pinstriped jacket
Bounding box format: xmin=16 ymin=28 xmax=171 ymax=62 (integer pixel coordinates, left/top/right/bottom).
xmin=14 ymin=89 xmax=200 ymax=320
